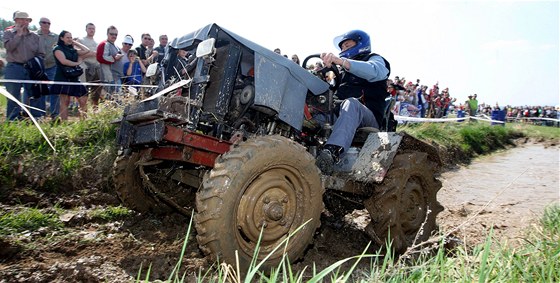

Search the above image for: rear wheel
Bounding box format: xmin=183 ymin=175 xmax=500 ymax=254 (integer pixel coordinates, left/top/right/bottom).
xmin=364 ymin=151 xmax=443 ymax=253
xmin=195 ymin=136 xmax=324 ymax=272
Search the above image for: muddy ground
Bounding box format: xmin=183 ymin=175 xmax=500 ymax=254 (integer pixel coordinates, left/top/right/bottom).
xmin=0 ymin=139 xmax=558 ymax=282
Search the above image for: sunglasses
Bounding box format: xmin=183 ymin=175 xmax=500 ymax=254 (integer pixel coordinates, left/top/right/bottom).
xmin=109 ymin=33 xmax=118 ymax=36
xmin=40 ymin=21 xmax=51 ymax=25
xmin=123 ymin=43 xmax=132 ymax=46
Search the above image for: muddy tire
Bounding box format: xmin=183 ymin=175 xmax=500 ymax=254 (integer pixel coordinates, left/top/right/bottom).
xmin=113 ymin=152 xmax=196 ymax=214
xmin=364 ymin=151 xmax=443 ymax=254
xmin=195 ymin=136 xmax=324 ymax=272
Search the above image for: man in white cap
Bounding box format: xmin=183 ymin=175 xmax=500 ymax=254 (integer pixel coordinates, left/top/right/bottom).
xmin=77 ymin=23 xmax=102 ymax=108
xmin=3 ymin=11 xmax=45 ymax=121
xmin=113 ymin=34 xmax=135 ymax=86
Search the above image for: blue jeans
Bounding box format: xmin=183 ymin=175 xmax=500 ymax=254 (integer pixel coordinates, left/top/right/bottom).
xmin=44 ymin=66 xmax=59 ymax=118
xmin=327 ymin=98 xmax=379 ymax=153
xmin=5 ymin=63 xmax=32 ymax=121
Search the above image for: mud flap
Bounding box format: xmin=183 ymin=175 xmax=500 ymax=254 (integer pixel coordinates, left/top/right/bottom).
xmin=349 ymin=132 xmax=403 ymax=183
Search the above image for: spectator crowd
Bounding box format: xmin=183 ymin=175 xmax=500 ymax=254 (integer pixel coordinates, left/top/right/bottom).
xmin=1 ymin=12 xmax=559 ymax=127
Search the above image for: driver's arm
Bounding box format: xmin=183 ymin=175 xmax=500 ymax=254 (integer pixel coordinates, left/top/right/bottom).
xmin=344 ymin=55 xmax=389 ymax=82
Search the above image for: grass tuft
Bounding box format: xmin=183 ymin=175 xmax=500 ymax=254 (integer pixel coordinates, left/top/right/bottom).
xmin=90 ymin=205 xmax=132 ymax=221
xmin=0 ymin=207 xmax=63 ymax=235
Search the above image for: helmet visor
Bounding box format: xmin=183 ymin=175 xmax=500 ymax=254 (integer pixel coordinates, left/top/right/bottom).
xmin=333 ymin=34 xmax=346 ymax=50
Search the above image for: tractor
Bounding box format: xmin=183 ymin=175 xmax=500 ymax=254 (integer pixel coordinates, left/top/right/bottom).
xmin=113 ymin=23 xmax=443 ymax=271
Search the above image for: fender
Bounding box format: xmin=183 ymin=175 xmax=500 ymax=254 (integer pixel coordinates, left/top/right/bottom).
xmin=350 ymin=132 xmax=403 ymax=183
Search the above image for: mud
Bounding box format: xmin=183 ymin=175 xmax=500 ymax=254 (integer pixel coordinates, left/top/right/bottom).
xmin=0 ymin=142 xmax=558 ymax=282
xmin=438 ymin=142 xmax=559 ymax=247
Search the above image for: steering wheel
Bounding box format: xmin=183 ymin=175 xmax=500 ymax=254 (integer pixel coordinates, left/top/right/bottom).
xmin=302 ymin=54 xmax=341 ymax=92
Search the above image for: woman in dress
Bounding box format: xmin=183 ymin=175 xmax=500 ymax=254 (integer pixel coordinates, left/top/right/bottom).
xmin=51 ymin=30 xmax=91 ymax=120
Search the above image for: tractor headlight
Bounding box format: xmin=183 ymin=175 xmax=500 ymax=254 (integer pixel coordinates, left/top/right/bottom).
xmin=196 ymin=38 xmax=216 ymax=58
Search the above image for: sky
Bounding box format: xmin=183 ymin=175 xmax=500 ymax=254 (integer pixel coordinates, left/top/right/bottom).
xmin=1 ymin=0 xmax=558 ymax=107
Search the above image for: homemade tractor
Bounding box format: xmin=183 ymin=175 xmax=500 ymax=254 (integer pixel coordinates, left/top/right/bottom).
xmin=113 ymin=23 xmax=443 ymax=271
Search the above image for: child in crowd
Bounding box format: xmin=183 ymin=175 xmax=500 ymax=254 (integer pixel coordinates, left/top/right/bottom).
xmin=122 ymin=49 xmax=146 ymax=85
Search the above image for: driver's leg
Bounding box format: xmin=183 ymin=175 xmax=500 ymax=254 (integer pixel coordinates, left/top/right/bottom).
xmin=327 ymin=98 xmax=378 ymax=152
xmin=317 ymin=98 xmax=378 ymax=174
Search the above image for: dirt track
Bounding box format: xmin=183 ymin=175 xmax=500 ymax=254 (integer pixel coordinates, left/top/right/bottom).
xmin=0 ymin=141 xmax=558 ymax=282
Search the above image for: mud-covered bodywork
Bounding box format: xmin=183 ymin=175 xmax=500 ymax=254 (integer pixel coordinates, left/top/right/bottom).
xmin=113 ymin=23 xmax=443 ymax=273
xmin=338 ymin=132 xmax=442 ymax=184
xmin=117 ymin=23 xmax=332 ymax=153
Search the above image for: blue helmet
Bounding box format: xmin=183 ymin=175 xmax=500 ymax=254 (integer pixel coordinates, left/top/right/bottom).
xmin=333 ymin=30 xmax=371 ymax=59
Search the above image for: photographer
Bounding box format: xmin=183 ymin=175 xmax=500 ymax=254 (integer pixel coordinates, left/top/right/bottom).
xmin=122 ymin=49 xmax=146 ymax=85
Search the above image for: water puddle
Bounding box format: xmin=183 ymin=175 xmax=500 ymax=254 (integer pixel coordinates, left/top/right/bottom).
xmin=440 ymin=143 xmax=559 ymax=219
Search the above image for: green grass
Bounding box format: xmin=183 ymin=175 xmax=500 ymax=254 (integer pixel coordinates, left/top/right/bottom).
xmin=0 ymin=103 xmax=121 ymax=190
xmin=0 ymin=207 xmax=63 ymax=235
xmin=397 ymin=121 xmax=558 ymax=159
xmin=508 ymin=123 xmax=560 ymax=140
xmin=400 ymin=122 xmax=516 ymax=149
xmin=0 ymin=91 xmax=6 ymax=108
xmin=90 ymin=205 xmax=132 ymax=221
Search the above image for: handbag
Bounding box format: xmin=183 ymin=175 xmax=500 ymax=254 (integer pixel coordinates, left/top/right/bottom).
xmin=25 ymin=56 xmax=46 ymax=80
xmin=62 ymin=65 xmax=84 ymax=78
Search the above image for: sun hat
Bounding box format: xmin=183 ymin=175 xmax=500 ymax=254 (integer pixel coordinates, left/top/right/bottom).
xmin=13 ymin=11 xmax=32 ymax=21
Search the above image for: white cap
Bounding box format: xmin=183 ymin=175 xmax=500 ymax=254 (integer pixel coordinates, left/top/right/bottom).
xmin=123 ymin=35 xmax=134 ymax=45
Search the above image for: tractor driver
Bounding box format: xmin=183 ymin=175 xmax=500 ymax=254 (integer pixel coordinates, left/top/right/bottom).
xmin=316 ymin=30 xmax=391 ymax=175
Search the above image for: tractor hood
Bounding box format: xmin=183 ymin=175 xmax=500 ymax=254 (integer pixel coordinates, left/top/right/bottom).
xmin=169 ymin=23 xmax=329 ymax=96
xmin=168 ymin=23 xmax=330 ymax=131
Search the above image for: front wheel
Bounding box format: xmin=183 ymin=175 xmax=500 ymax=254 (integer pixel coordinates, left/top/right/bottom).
xmin=195 ymin=136 xmax=324 ymax=272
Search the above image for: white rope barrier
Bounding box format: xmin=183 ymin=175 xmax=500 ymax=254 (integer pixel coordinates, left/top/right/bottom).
xmin=510 ymin=116 xmax=560 ymax=122
xmin=395 ymin=113 xmax=559 ymax=124
xmin=0 ymin=79 xmax=157 ymax=89
xmin=395 ymin=115 xmax=507 ymax=124
xmin=395 ymin=115 xmax=468 ymax=123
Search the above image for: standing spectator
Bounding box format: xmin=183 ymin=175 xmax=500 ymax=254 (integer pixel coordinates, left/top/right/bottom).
xmin=77 ymin=23 xmax=102 ymax=109
xmin=35 ymin=17 xmax=58 ymax=119
xmin=122 ymin=49 xmax=146 ymax=85
xmin=96 ymin=26 xmax=124 ymax=98
xmin=51 ymin=30 xmax=91 ymax=120
xmin=273 ymin=48 xmax=281 ymax=54
xmin=136 ymin=33 xmax=152 ymax=67
xmin=3 ymin=11 xmax=45 ymax=121
xmin=154 ymin=34 xmax=168 ymax=63
xmin=417 ymin=85 xmax=428 ymax=118
xmin=145 ymin=38 xmax=158 ymax=65
xmin=468 ymin=93 xmax=479 ymax=116
xmin=440 ymin=88 xmax=452 ymax=117
xmin=116 ymin=35 xmax=135 ymax=84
